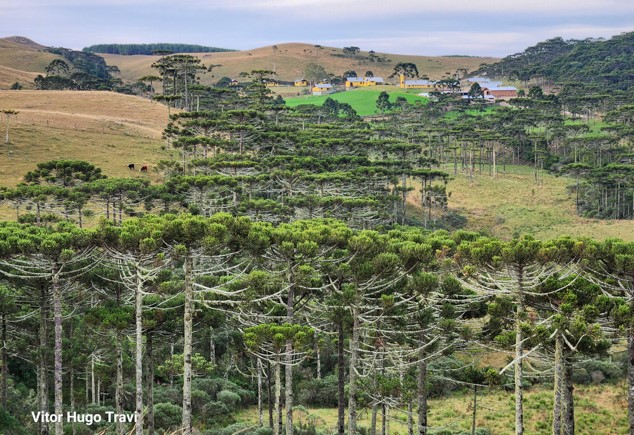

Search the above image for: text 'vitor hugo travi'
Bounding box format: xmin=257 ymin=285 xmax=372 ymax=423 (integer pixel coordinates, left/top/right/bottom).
xmin=31 ymin=411 xmax=138 ymax=425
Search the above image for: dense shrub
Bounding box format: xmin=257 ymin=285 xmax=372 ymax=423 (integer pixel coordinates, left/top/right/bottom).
xmin=297 ymin=374 xmax=339 ymax=407
xmin=154 ymin=402 xmax=182 ymax=430
xmin=217 ymin=389 xmax=242 ymax=411
xmin=153 ymin=384 xmax=182 ymax=404
xmin=573 ymin=358 xmax=623 ymax=385
xmin=0 ymin=408 xmax=28 ymax=435
xmin=203 ymin=401 xmax=230 ymax=418
xmin=192 ymin=389 xmax=211 ymax=413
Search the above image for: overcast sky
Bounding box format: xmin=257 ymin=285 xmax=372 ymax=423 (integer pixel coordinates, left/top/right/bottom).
xmin=1 ymin=0 xmax=632 ymax=56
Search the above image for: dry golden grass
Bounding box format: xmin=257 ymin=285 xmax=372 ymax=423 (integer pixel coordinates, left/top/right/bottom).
xmin=0 ymin=65 xmax=38 ymax=89
xmin=0 ymin=91 xmax=175 ymax=188
xmin=0 ymin=90 xmax=172 ymax=139
xmin=99 ymin=43 xmax=498 ymax=85
xmin=0 ymin=37 xmax=60 ymax=87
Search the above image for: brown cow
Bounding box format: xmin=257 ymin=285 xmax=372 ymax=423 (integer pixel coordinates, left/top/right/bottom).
xmin=140 ymin=165 xmax=148 ymax=172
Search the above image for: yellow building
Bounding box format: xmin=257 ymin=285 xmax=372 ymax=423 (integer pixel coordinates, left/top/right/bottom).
xmin=294 ymin=78 xmax=309 ymax=87
xmin=312 ymin=83 xmax=333 ymax=95
xmin=399 ymin=74 xmax=434 ymax=89
xmin=345 ymin=76 xmax=385 ymax=88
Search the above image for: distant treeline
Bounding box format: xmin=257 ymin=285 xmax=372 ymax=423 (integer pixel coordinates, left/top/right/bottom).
xmin=474 ymin=31 xmax=634 ymax=93
xmin=82 ymin=43 xmax=235 ymax=55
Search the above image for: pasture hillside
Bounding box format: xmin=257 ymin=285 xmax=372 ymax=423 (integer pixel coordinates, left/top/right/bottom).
xmin=0 ymin=90 xmax=172 ymax=186
xmin=408 ymin=164 xmax=634 ymax=241
xmin=98 ymin=43 xmax=498 ymax=85
xmin=0 ymin=37 xmax=60 ymax=87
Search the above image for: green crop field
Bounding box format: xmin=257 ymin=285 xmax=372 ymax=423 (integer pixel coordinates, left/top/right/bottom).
xmin=285 ymin=86 xmax=429 ymax=116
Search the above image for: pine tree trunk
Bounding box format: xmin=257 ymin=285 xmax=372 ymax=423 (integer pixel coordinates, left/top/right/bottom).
xmin=552 ymin=333 xmax=563 ymax=435
xmin=116 ymin=335 xmax=125 ymax=435
xmin=1 ymin=313 xmax=7 ymax=408
xmin=135 ymin=264 xmax=144 ymax=435
xmin=285 ymin=340 xmax=293 ymax=435
xmin=285 ymin=280 xmax=294 ymax=435
xmin=70 ymin=364 xmax=75 ymax=435
xmin=91 ymin=354 xmax=95 ymax=405
xmin=182 ymin=255 xmax=193 ymax=435
xmin=417 ymin=333 xmax=428 ymax=435
xmin=268 ymin=360 xmax=273 ymax=429
xmin=52 ymin=274 xmax=63 ymax=435
xmin=147 ymin=332 xmax=155 ymax=435
xmin=274 ymin=358 xmax=281 ymax=435
xmin=629 ymin=328 xmax=634 ymax=435
xmin=316 ymin=341 xmax=321 ymax=380
xmin=515 ymin=270 xmax=525 ymax=435
xmin=472 ymin=386 xmax=478 ymax=435
xmin=348 ymin=302 xmax=360 ymax=435
xmin=210 ymin=326 xmax=216 ymax=365
xmin=407 ymin=402 xmax=414 ymax=435
xmin=39 ymin=286 xmax=49 ymax=435
xmin=370 ymin=404 xmax=378 ymax=435
xmin=562 ymin=356 xmax=574 ymax=435
xmin=381 ymin=404 xmax=387 ymax=435
xmin=258 ymin=358 xmax=264 ymax=427
xmin=337 ymin=320 xmax=345 ymax=435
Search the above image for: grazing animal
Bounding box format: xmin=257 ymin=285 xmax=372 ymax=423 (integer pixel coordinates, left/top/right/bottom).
xmin=128 ymin=163 xmax=135 ymax=170
xmin=140 ymin=165 xmax=148 ymax=172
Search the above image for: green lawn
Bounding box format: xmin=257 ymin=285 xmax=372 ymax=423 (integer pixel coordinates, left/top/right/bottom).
xmin=285 ymin=86 xmax=429 ymax=116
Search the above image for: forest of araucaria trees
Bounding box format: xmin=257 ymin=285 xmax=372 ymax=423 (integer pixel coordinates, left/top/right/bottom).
xmin=0 ymin=32 xmax=634 ymax=435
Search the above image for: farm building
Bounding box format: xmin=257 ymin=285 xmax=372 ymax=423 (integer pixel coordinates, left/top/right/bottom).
xmin=294 ymin=78 xmax=309 ymax=87
xmin=482 ymin=85 xmax=518 ymax=99
xmin=345 ymin=76 xmax=384 ymax=88
xmin=399 ymin=74 xmax=435 ymax=89
xmin=312 ymin=83 xmax=334 ymax=95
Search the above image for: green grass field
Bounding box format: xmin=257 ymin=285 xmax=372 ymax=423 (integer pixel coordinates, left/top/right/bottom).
xmin=285 ymin=86 xmax=429 ymax=116
xmin=235 ymin=384 xmax=629 ymax=434
xmin=408 ymin=164 xmax=634 ymax=241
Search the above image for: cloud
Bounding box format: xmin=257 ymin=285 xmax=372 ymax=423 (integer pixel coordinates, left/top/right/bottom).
xmin=315 ymin=24 xmax=633 ymax=56
xmin=6 ymin=0 xmax=634 ymax=15
xmin=1 ymin=0 xmax=631 ymax=57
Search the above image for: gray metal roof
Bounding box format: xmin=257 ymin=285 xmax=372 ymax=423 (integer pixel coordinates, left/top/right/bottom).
xmin=405 ymin=79 xmax=434 ymax=86
xmin=346 ymin=76 xmax=384 ymax=83
xmin=485 ymin=85 xmax=517 ymax=91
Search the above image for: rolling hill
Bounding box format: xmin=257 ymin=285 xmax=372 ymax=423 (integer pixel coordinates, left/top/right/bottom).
xmin=98 ymin=42 xmax=498 ymax=85
xmin=0 ymin=90 xmax=173 ymax=187
xmin=0 ymin=36 xmax=60 ymax=88
xmin=0 ymin=37 xmax=497 ymax=90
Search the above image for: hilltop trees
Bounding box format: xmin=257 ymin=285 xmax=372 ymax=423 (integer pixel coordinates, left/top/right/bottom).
xmin=390 ymin=62 xmax=419 ymax=78
xmin=304 ymin=63 xmax=329 ymax=86
xmin=151 ymin=54 xmax=208 ymax=111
